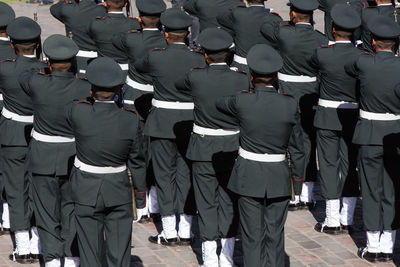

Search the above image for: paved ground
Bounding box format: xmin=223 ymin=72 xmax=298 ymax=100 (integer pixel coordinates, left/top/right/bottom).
xmin=2 ymin=1 xmax=398 ymax=267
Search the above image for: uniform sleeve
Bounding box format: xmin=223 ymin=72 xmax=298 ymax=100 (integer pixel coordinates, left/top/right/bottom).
xmin=133 ymin=52 xmax=151 ymax=74
xmin=175 ymin=72 xmax=191 ymax=92
xmin=183 ymin=0 xmax=198 ymax=15
xmin=127 ymin=118 xmax=146 ymax=195
xmin=50 ymin=1 xmax=64 ymax=22
xmin=260 ymin=22 xmax=280 ymax=49
xmin=18 ymin=70 xmax=35 ymax=97
xmin=344 ymin=56 xmax=360 ymax=79
xmin=308 ymin=48 xmax=320 ymax=70
xmin=216 ymin=95 xmax=239 ymax=117
xmin=64 ymin=102 xmax=75 ymax=130
xmin=288 ymin=111 xmax=306 ymax=182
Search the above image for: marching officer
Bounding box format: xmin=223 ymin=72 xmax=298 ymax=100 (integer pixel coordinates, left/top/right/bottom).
xmin=0 ymin=17 xmax=45 ymax=263
xmin=88 ymin=0 xmax=141 ymax=73
xmin=216 ymin=0 xmax=282 ymax=73
xmin=310 ymin=4 xmax=361 ymax=235
xmin=261 ymin=0 xmax=329 ymax=209
xmin=0 ymin=1 xmax=16 ymax=235
xmin=318 ymin=0 xmax=368 ymax=42
xmin=134 ymin=8 xmax=206 ymax=246
xmin=0 ymin=2 xmax=15 ymax=61
xmin=50 ymin=0 xmax=106 ymax=76
xmin=67 ymin=57 xmax=144 ymax=267
xmin=345 ymin=15 xmax=400 ymax=263
xmin=176 ymin=28 xmax=249 ymax=267
xmin=19 ymin=34 xmax=91 ymax=267
xmin=361 ymin=0 xmax=400 ymax=53
xmin=112 ymin=0 xmax=167 ymax=222
xmin=216 ymin=44 xmax=305 ymax=267
xmin=183 ymin=0 xmax=245 ymax=32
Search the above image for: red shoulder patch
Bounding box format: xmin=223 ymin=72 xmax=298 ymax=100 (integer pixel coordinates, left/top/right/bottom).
xmin=191 ymin=67 xmax=204 ymax=71
xmin=0 ymin=58 xmax=15 ymax=63
xmin=191 ymin=50 xmax=203 ymax=54
xmin=271 ymin=12 xmax=282 ymax=19
xmin=278 ymin=21 xmax=293 ymax=27
xmin=150 ymin=47 xmax=166 ymax=52
xmin=239 ymin=90 xmax=254 ymax=94
xmin=234 ymin=4 xmax=246 ymax=8
xmin=360 ymin=0 xmax=367 ymax=8
xmin=128 ymin=16 xmax=138 ymax=20
xmin=74 ymin=98 xmax=92 ymax=105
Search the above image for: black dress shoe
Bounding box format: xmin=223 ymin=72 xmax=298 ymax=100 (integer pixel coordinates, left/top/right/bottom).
xmin=314 ymin=223 xmax=341 ymax=235
xmin=300 ymin=201 xmax=315 ymax=210
xmin=288 ymin=203 xmax=301 ymax=211
xmin=148 ymin=235 xmax=178 ymax=247
xmin=178 ymin=237 xmax=192 ymax=246
xmin=9 ymin=252 xmax=32 ymax=264
xmin=30 ymin=253 xmax=41 ymax=263
xmin=357 ymin=247 xmax=381 ymax=262
xmin=380 ymin=253 xmax=393 ymax=262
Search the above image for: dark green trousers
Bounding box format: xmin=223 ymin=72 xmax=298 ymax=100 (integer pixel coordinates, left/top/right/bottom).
xmin=358 ymin=145 xmax=400 ymax=231
xmin=75 ymin=195 xmax=133 ymax=267
xmin=192 ymin=161 xmax=238 ymax=241
xmin=280 ymin=82 xmax=318 ymax=194
xmin=239 ymin=195 xmax=289 ymax=267
xmin=1 ymin=146 xmax=30 ymax=231
xmin=150 ymin=137 xmax=195 ymax=216
xmin=317 ymin=129 xmax=359 ymax=199
xmin=31 ymin=174 xmax=77 ymax=262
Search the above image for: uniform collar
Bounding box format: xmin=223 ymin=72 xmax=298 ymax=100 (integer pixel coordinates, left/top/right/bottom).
xmin=94 ymin=100 xmax=116 ymax=104
xmin=296 ymin=22 xmax=312 ymax=26
xmin=334 ymin=40 xmax=352 ymax=44
xmin=254 ymin=86 xmax=277 ymax=93
xmin=143 ymin=28 xmax=159 ymax=31
xmin=22 ymin=54 xmax=36 ymax=58
xmin=248 ymin=5 xmax=265 ymax=7
xmin=0 ymin=37 xmax=10 ymax=41
xmin=169 ymin=42 xmax=188 ymax=49
xmin=378 ymin=3 xmax=393 ymax=6
xmin=108 ymin=11 xmax=124 ymax=14
xmin=209 ymin=63 xmax=227 ymax=66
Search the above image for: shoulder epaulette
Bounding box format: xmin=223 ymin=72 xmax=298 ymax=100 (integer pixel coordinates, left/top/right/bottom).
xmin=0 ymin=58 xmax=15 ymax=63
xmin=239 ymin=90 xmax=254 ymax=94
xmin=282 ymin=93 xmax=295 ymax=99
xmin=231 ymin=68 xmax=247 ymax=75
xmin=94 ymin=16 xmax=106 ymax=20
xmin=127 ymin=30 xmax=139 ymax=34
xmin=191 ymin=67 xmax=204 ymax=71
xmin=270 ymin=12 xmax=282 ymax=19
xmin=365 ymin=5 xmax=377 ymax=9
xmin=191 ymin=49 xmax=203 ymax=54
xmin=360 ymin=51 xmax=374 ymax=56
xmin=128 ymin=16 xmax=138 ymax=20
xmin=278 ymin=21 xmax=293 ymax=27
xmin=234 ymin=4 xmax=246 ymax=8
xmin=74 ymin=98 xmax=92 ymax=105
xmin=318 ymin=44 xmax=333 ymax=49
xmin=150 ymin=47 xmax=166 ymax=52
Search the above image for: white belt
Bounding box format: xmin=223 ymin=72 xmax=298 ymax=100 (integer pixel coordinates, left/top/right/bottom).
xmin=76 ymin=50 xmax=98 ymax=58
xmin=74 ymin=157 xmax=127 ymax=174
xmin=31 ymin=129 xmax=75 ymax=143
xmin=233 ymin=54 xmax=247 ymax=65
xmin=318 ymin=99 xmax=359 ymax=109
xmin=193 ymin=124 xmax=239 ymax=136
xmin=0 ymin=94 xmax=3 ymax=101
xmin=152 ymin=99 xmax=194 ymax=110
xmin=1 ymin=107 xmax=33 ymax=123
xmin=126 ymin=76 xmax=154 ymax=92
xmin=119 ymin=63 xmax=129 ymax=70
xmin=359 ymin=109 xmax=400 ymax=121
xmin=239 ymin=147 xmax=286 ymax=163
xmin=123 ymin=100 xmax=135 ymax=105
xmin=278 ymin=73 xmax=317 ymax=83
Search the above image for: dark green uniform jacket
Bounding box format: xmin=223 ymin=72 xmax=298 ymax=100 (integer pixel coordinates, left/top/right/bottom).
xmin=20 ymin=71 xmax=90 ymax=176
xmin=0 ymin=56 xmax=46 ymax=146
xmin=66 ymin=100 xmax=143 ymax=207
xmin=176 ymin=64 xmax=249 ymax=161
xmin=345 ymin=51 xmax=400 ymax=145
xmin=134 ymin=43 xmax=206 ymax=138
xmin=50 ymin=0 xmax=106 ymax=52
xmin=217 ymin=86 xmax=305 ymax=199
xmin=318 ymin=0 xmax=367 ymax=41
xmin=183 ymin=0 xmax=244 ymax=32
xmin=310 ymin=42 xmax=361 ymax=130
xmin=217 ymin=5 xmax=282 ymax=57
xmin=0 ymin=38 xmax=15 ymax=60
xmin=361 ymin=4 xmax=400 ymax=53
xmin=88 ymin=12 xmax=141 ymax=64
